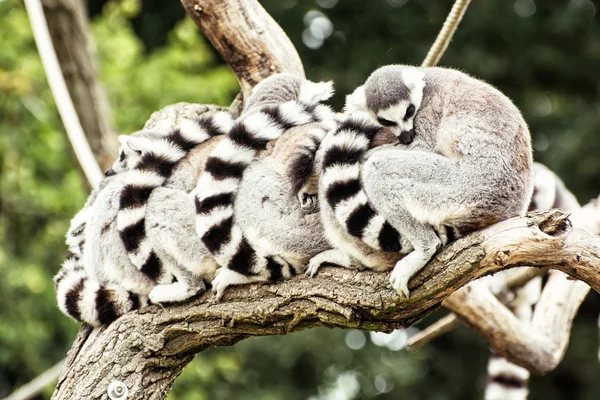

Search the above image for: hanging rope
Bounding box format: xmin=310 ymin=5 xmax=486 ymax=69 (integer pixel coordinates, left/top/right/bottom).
xmin=422 ymin=0 xmax=472 ymax=67
xmin=23 ymin=0 xmax=103 ymax=188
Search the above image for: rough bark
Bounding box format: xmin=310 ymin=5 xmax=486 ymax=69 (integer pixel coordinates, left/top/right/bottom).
xmin=42 ymin=0 xmax=117 ymax=170
xmin=181 ymin=0 xmax=305 ymax=107
xmin=51 ymin=208 xmax=600 ymax=399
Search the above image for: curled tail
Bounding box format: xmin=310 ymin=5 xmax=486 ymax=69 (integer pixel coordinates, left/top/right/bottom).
xmin=117 ymin=113 xmax=233 ymax=281
xmin=56 ymin=204 xmax=148 ymax=326
xmin=320 ymin=116 xmax=413 ymax=253
xmin=54 ymin=256 xmax=148 ymax=327
xmin=193 ymin=76 xmax=335 ymax=297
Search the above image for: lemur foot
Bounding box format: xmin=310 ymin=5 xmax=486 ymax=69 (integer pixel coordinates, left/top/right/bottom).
xmin=305 ymin=249 xmax=353 ymax=277
xmin=389 ymin=267 xmax=411 ymax=300
xmin=211 ymin=268 xmax=263 ymax=300
xmin=149 ymin=281 xmax=204 ymax=304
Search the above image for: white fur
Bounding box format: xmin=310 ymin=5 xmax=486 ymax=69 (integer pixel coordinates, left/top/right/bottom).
xmin=212 ymin=111 xmax=235 ymax=132
xmin=192 ymin=176 xmax=240 ymax=199
xmin=321 ymin=165 xmax=361 ymax=189
xmin=362 ymin=214 xmax=387 ymax=249
xmin=116 ymin=207 xmax=146 ymax=230
xmin=179 ymin=119 xmax=212 ymax=142
xmin=279 ymin=102 xmax=314 ymax=126
xmin=344 ymin=85 xmax=367 ymax=114
xmin=243 ymin=112 xmax=284 ymax=141
xmin=299 ymin=80 xmax=334 ymax=104
xmin=487 ymin=357 xmax=529 ymax=381
xmin=211 ymin=139 xmax=257 ymax=165
xmin=195 ymin=206 xmax=234 ymax=236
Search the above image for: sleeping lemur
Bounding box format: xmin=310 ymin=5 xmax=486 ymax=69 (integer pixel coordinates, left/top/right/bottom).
xmin=54 ymin=114 xmax=236 ymax=326
xmin=55 ymin=74 xmax=337 ymax=324
xmin=300 ymin=65 xmax=533 ymax=298
xmin=192 ymin=74 xmax=336 ymax=298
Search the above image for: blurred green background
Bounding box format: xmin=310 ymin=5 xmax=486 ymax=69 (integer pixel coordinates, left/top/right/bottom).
xmin=1 ymin=0 xmax=600 ymax=398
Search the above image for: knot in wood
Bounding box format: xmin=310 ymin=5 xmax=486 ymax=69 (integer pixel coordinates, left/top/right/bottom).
xmin=494 ymin=249 xmax=511 ymax=266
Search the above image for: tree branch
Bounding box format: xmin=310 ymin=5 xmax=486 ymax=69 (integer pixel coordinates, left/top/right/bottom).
xmin=41 ymin=0 xmax=118 ymax=171
xmin=52 ymin=209 xmax=600 ymax=399
xmin=181 ymin=0 xmax=305 ymax=105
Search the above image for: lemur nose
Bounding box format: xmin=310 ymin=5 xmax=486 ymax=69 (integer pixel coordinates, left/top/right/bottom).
xmin=105 ymin=168 xmax=116 ymax=177
xmin=399 ymin=129 xmax=415 ymax=145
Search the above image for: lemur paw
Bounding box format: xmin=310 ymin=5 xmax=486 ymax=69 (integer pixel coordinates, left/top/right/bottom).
xmin=211 ymin=268 xmax=258 ymax=300
xmin=149 ymin=282 xmax=200 ymax=304
xmin=305 ymin=258 xmax=323 ymax=277
xmin=389 ymin=268 xmax=411 ymax=300
xmin=298 ymin=191 xmax=319 ymax=214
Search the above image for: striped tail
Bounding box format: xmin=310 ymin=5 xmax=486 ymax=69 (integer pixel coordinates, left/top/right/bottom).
xmin=54 ymin=255 xmax=148 ymax=327
xmin=320 ymin=116 xmax=413 ymax=253
xmin=484 ymin=353 xmax=530 ymax=400
xmin=56 ymin=203 xmax=148 ymax=326
xmin=193 ymin=78 xmax=335 ymax=297
xmin=117 ymin=113 xmax=233 ymax=281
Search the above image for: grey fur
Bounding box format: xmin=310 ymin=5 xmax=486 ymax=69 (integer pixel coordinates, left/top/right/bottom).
xmin=310 ymin=65 xmax=534 ymax=298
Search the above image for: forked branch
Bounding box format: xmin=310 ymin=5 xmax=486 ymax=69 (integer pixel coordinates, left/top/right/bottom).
xmin=52 ymin=210 xmax=600 ymax=399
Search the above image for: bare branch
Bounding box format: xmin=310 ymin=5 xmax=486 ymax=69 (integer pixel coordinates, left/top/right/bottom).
xmin=181 ymin=0 xmax=305 ymax=105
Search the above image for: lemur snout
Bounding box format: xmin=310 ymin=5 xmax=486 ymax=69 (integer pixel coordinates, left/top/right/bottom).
xmin=399 ymin=129 xmax=415 ymax=145
xmin=105 ymin=168 xmax=116 ymax=177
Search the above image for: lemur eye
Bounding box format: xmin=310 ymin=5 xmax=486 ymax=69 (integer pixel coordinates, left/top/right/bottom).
xmin=118 ymin=151 xmax=125 ymax=162
xmin=377 ymin=117 xmax=396 ymax=127
xmin=404 ymin=104 xmax=416 ymax=121
xmin=134 ymin=150 xmax=142 ymax=155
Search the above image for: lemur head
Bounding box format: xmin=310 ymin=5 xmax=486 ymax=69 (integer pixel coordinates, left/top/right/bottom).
xmin=105 ymin=131 xmax=164 ymax=176
xmin=344 ymin=65 xmax=425 ymax=144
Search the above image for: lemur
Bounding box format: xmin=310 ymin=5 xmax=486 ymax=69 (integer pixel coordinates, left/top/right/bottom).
xmin=55 ymin=74 xmax=337 ymax=324
xmin=299 ymin=65 xmax=533 ymax=298
xmin=192 ymin=74 xmax=336 ymax=298
xmin=54 ymin=117 xmax=230 ymax=326
xmin=484 ymin=162 xmax=579 ymax=400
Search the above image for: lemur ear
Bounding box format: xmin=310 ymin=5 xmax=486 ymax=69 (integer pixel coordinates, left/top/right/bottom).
xmin=344 ymin=85 xmax=368 ymax=114
xmin=118 ymin=135 xmax=153 ymax=155
xmin=299 ymin=80 xmax=335 ymax=104
xmin=401 ymin=68 xmax=426 ymax=91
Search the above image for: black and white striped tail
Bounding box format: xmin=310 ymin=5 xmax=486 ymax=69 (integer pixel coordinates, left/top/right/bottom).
xmin=54 ymin=255 xmax=148 ymax=327
xmin=194 ymin=80 xmax=335 ymax=285
xmin=56 ymin=205 xmax=148 ymax=326
xmin=320 ymin=116 xmax=413 ymax=253
xmin=484 ymin=353 xmax=529 ymax=400
xmin=117 ymin=113 xmax=233 ymax=281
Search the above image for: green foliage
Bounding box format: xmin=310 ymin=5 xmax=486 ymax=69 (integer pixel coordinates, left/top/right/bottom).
xmin=2 ymin=0 xmax=600 ymax=399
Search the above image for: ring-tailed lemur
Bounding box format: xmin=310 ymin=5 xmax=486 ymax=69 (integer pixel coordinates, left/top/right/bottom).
xmin=303 ymin=65 xmax=533 ymax=298
xmin=484 ymin=162 xmax=579 ymax=400
xmin=54 ymin=116 xmax=229 ymax=326
xmin=112 ymin=113 xmax=233 ymax=279
xmin=192 ymin=74 xmax=336 ymax=298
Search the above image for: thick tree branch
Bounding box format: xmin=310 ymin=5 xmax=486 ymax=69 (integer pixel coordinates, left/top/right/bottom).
xmin=52 ymin=209 xmax=600 ymax=399
xmin=181 ymin=0 xmax=304 ymax=105
xmin=41 ymin=0 xmax=117 ymax=171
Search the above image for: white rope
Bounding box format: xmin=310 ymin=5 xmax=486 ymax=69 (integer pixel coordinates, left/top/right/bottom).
xmin=23 ymin=0 xmax=103 ymax=188
xmin=2 ymin=359 xmax=65 ymax=400
xmin=422 ymin=0 xmax=473 ymax=67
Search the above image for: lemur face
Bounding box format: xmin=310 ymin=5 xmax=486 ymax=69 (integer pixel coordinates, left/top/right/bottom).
xmin=344 ymin=66 xmax=425 ymax=145
xmin=105 ymin=134 xmax=153 ymax=176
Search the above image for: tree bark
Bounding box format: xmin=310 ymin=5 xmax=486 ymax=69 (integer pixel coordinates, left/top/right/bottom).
xmin=52 ymin=209 xmax=600 ymax=399
xmin=181 ymin=0 xmax=305 ymax=107
xmin=42 ymin=0 xmax=117 ymax=170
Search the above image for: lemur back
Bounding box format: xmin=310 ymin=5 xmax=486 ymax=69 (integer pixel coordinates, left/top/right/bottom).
xmin=192 ymin=73 xmax=336 ymax=297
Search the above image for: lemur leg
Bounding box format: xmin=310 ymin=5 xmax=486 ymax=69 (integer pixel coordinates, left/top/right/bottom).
xmin=363 ymin=149 xmax=463 ymax=298
xmin=211 ymin=267 xmax=269 ymax=300
xmin=148 ymin=255 xmax=207 ymax=304
xmin=305 ymin=249 xmax=356 ymax=277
